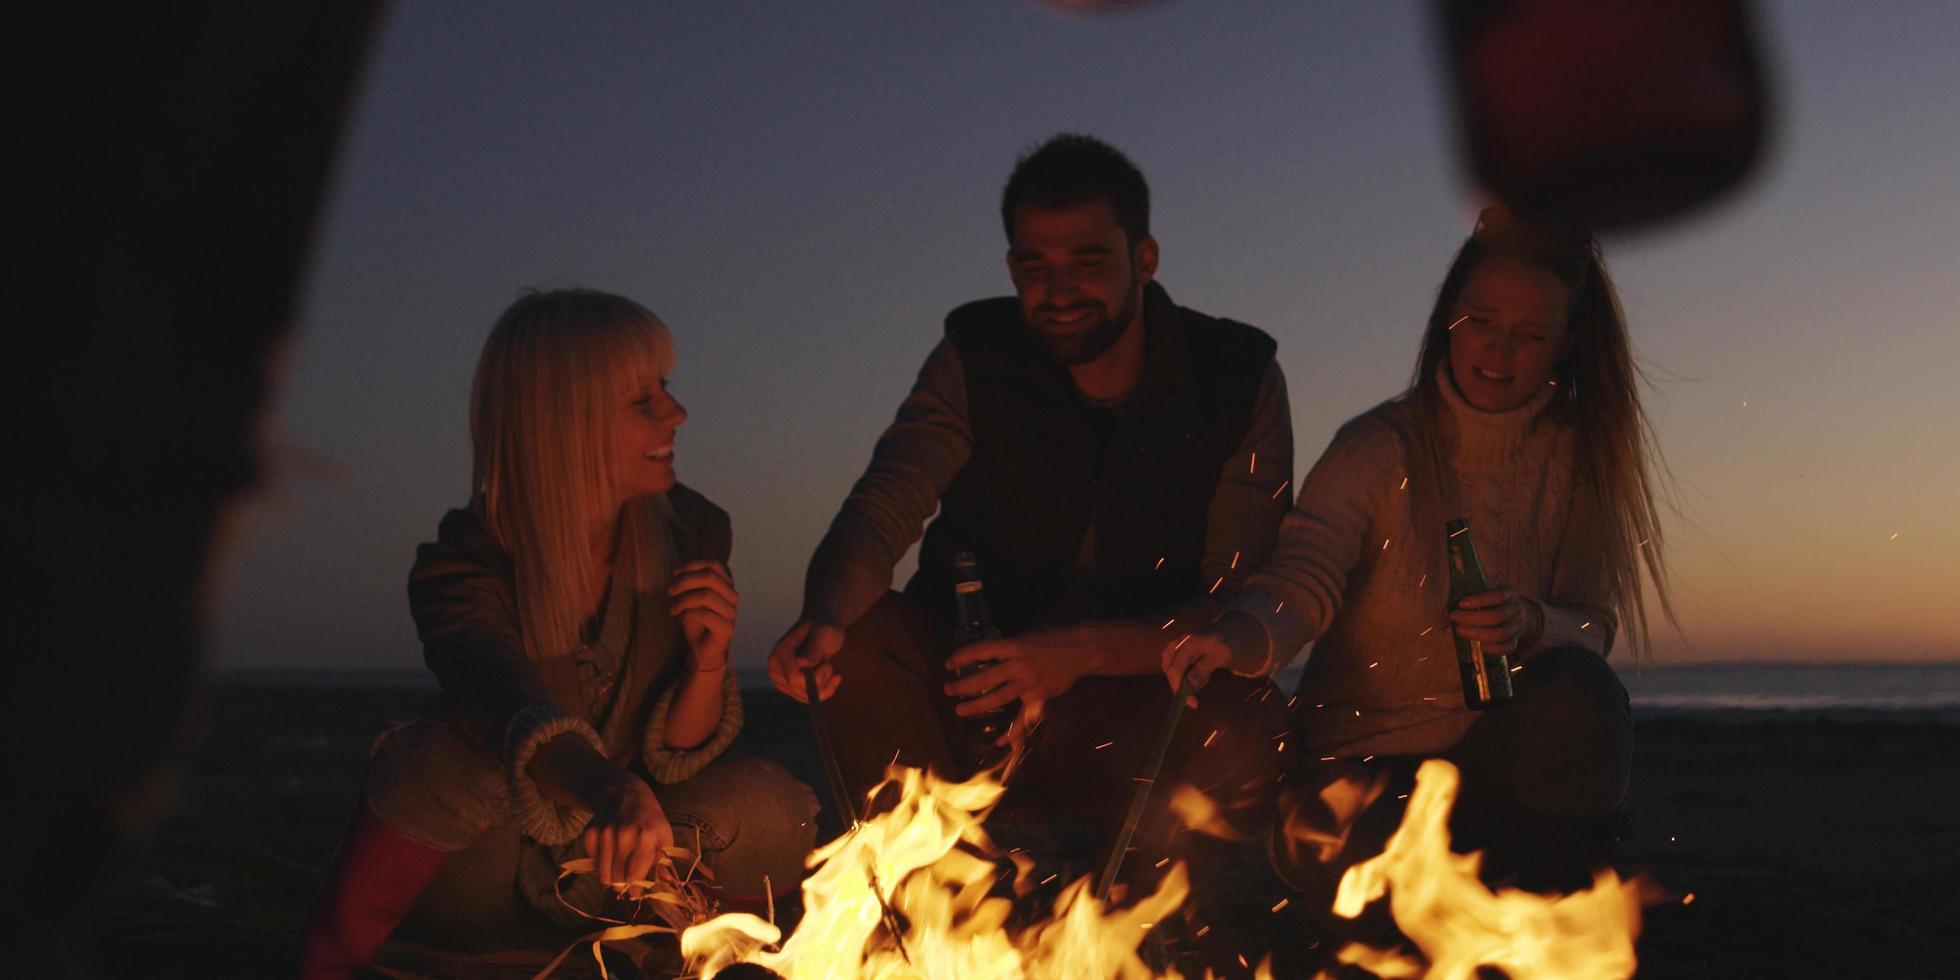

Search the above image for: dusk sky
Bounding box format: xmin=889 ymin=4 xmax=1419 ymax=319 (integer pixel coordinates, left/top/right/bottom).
xmin=215 ymin=1 xmax=1959 ymax=675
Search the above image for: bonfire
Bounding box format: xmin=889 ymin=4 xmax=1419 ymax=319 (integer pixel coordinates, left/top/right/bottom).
xmin=658 ymin=758 xmax=1644 ymax=980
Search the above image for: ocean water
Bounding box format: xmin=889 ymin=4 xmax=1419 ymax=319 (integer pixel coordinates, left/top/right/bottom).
xmin=232 ymin=661 xmax=1960 ymax=723
xmin=1615 ymin=661 xmax=1960 ymax=722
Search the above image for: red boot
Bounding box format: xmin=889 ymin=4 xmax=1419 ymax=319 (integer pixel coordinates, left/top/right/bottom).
xmin=298 ymin=799 xmax=449 ymax=979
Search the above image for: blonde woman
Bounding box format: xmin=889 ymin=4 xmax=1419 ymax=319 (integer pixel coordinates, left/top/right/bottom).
xmin=1167 ymin=207 xmax=1671 ymax=896
xmin=299 ymin=289 xmax=815 ymax=976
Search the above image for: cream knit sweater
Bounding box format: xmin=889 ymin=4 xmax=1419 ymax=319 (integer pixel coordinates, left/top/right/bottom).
xmin=1228 ymin=368 xmax=1614 ymax=759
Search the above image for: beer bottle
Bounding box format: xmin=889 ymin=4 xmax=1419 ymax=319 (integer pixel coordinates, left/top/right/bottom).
xmin=1446 ymin=519 xmax=1514 ymax=708
xmin=950 ymin=551 xmax=1016 ymax=742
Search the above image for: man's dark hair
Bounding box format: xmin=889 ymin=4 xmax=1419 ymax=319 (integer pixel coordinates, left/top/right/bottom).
xmin=1000 ymin=133 xmax=1150 ymax=247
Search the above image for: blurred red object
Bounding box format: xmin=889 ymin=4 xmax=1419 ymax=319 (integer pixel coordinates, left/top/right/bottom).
xmin=1442 ymin=0 xmax=1771 ymax=231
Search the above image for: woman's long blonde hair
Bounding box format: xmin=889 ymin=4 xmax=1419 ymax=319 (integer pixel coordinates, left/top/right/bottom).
xmin=1409 ymin=211 xmax=1676 ymax=660
xmin=470 ymin=288 xmax=677 ymax=662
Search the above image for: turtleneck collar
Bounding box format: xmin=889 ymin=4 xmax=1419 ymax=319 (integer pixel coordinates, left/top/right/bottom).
xmin=1435 ymin=361 xmax=1557 ymax=468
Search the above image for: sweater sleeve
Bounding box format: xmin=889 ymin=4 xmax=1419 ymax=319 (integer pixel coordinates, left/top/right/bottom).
xmin=1194 ymin=361 xmax=1295 ymax=603
xmin=802 ymin=338 xmax=973 ymax=628
xmin=641 ymin=671 xmax=745 ymax=784
xmin=504 ymin=705 xmax=606 ymax=844
xmin=1226 ymin=416 xmax=1402 ymax=671
xmin=409 ymin=510 xmax=598 ymax=844
xmin=408 ymin=511 xmax=557 ymax=730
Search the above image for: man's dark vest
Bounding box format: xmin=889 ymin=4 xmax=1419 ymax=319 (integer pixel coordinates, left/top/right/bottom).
xmin=904 ymin=282 xmax=1276 ymax=635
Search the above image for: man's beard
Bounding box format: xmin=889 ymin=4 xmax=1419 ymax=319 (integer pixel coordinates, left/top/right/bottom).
xmin=1030 ymin=291 xmax=1138 ymax=366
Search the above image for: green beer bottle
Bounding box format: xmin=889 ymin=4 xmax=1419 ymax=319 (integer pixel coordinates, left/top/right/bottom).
xmin=1446 ymin=518 xmax=1514 ymax=709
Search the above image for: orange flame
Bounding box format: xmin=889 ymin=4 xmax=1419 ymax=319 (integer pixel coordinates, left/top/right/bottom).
xmin=681 ymin=765 xmax=1203 ymax=979
xmin=1327 ymin=759 xmax=1644 ymax=979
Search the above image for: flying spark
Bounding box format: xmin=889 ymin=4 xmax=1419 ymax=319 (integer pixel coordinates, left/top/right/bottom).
xmin=1270 ymin=480 xmax=1290 ymax=500
xmin=1093 ymin=741 xmax=1114 ymax=750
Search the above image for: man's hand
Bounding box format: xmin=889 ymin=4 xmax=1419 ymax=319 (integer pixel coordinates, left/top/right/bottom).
xmin=767 ymin=619 xmax=844 ymax=702
xmin=1448 ymin=587 xmax=1544 ymax=657
xmin=943 ymin=629 xmax=1092 ymax=725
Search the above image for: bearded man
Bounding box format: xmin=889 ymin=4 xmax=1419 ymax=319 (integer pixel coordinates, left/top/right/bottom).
xmin=769 ymin=134 xmax=1296 ymax=884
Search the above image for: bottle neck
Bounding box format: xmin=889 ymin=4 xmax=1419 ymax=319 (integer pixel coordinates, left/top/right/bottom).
xmin=954 ymin=581 xmax=992 ymax=624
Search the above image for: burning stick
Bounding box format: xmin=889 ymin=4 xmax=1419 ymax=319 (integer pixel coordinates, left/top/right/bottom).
xmin=802 ymin=669 xmax=911 ymax=964
xmin=803 ymin=669 xmax=857 ymax=828
xmin=1093 ymin=675 xmax=1194 ymax=901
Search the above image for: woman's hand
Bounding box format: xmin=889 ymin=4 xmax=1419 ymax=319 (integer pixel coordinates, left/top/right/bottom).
xmin=581 ymin=771 xmax=675 ymax=888
xmin=1448 ymin=587 xmax=1544 ymax=656
xmin=1160 ymin=611 xmax=1269 ymax=707
xmin=668 ymin=560 xmax=738 ymax=670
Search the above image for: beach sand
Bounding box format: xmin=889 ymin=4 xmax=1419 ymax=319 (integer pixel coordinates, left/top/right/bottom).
xmin=79 ymin=684 xmax=1960 ymax=978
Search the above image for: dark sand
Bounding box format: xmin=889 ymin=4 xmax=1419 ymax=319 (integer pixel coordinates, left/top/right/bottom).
xmin=81 ymin=685 xmax=1960 ymax=978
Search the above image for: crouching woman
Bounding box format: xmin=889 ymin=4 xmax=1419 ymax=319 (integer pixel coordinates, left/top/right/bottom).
xmin=1167 ymin=208 xmax=1666 ymax=899
xmin=299 ymin=289 xmax=817 ymax=976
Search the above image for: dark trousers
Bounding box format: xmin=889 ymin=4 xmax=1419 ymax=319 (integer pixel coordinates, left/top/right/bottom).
xmin=821 ymin=592 xmax=1297 ymax=885
xmin=1276 ymin=644 xmax=1632 ymax=907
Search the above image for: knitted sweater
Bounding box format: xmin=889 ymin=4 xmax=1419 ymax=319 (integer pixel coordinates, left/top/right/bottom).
xmin=408 ymin=484 xmax=744 ymax=843
xmin=1227 ymin=368 xmax=1614 ymax=759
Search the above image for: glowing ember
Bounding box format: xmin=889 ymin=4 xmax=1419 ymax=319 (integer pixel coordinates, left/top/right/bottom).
xmin=1326 ymin=759 xmax=1644 ymax=979
xmin=1168 ymin=784 xmax=1243 ymax=842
